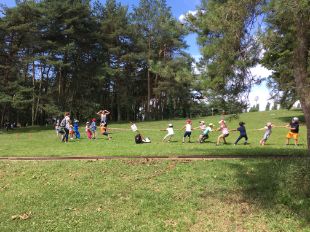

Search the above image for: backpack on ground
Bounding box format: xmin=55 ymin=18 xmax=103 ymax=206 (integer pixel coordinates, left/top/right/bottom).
xmin=135 ymin=134 xmax=143 ymax=144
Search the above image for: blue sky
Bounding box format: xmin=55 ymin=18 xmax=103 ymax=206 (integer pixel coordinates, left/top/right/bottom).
xmin=2 ymin=0 xmax=272 ymax=110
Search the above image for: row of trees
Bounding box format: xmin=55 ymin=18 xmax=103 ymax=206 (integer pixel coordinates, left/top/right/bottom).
xmin=0 ymin=0 xmax=196 ymax=126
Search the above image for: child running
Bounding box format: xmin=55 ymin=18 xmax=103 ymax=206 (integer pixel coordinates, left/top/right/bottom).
xmin=85 ymin=122 xmax=92 ymax=140
xmin=100 ymin=123 xmax=111 ymax=140
xmin=286 ymin=117 xmax=299 ymax=146
xmin=182 ymin=119 xmax=192 ymax=143
xmin=232 ymin=122 xmax=248 ymax=145
xmin=161 ymin=123 xmax=174 ymax=142
xmin=216 ymin=120 xmax=229 ymax=145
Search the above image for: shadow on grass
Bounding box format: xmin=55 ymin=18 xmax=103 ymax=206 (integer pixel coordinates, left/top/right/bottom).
xmin=227 ymin=159 xmax=310 ymax=223
xmin=182 ymin=147 xmax=308 ymax=156
xmin=0 ymin=126 xmax=53 ymax=134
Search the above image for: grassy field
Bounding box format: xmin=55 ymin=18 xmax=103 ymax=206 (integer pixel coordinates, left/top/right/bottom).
xmin=1 ymin=110 xmax=310 ymax=231
xmin=1 ymin=159 xmax=310 ymax=231
xmin=0 ymin=110 xmax=308 ymax=157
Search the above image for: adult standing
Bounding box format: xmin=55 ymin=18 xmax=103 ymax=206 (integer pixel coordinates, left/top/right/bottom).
xmin=60 ymin=112 xmax=70 ymax=143
xmin=97 ymin=109 xmax=110 ymax=125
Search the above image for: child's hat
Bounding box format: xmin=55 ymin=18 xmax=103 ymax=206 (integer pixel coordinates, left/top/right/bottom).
xmin=168 ymin=123 xmax=173 ymax=127
xmin=218 ymin=120 xmax=226 ymax=124
xmin=266 ymin=122 xmax=272 ymax=126
xmin=86 ymin=121 xmax=90 ymax=124
xmin=199 ymin=121 xmax=205 ymax=124
xmin=209 ymin=123 xmax=214 ymax=127
xmin=293 ymin=117 xmax=299 ymax=122
xmin=74 ymin=119 xmax=79 ymax=123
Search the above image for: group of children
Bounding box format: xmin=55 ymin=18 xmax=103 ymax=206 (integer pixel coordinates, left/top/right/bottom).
xmin=55 ymin=110 xmax=112 ymax=142
xmin=56 ymin=110 xmax=300 ymax=146
xmin=153 ymin=116 xmax=300 ymax=146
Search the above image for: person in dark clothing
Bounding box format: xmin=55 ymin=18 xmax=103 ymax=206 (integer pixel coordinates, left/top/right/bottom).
xmin=286 ymin=117 xmax=299 ymax=146
xmin=233 ymin=122 xmax=248 ymax=145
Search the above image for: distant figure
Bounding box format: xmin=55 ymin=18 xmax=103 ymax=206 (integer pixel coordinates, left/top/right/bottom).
xmin=97 ymin=109 xmax=110 ymax=125
xmin=286 ymin=117 xmax=299 ymax=146
xmin=161 ymin=123 xmax=174 ymax=142
xmin=69 ymin=123 xmax=75 ymax=140
xmin=60 ymin=112 xmax=70 ymax=143
xmin=90 ymin=118 xmax=97 ymax=139
xmin=55 ymin=118 xmax=60 ymax=136
xmin=73 ymin=120 xmax=80 ymax=140
xmin=181 ymin=119 xmax=192 ymax=143
xmin=232 ymin=122 xmax=248 ymax=145
xmin=100 ymin=123 xmax=111 ymax=140
xmin=85 ymin=122 xmax=92 ymax=140
xmin=216 ymin=120 xmax=229 ymax=145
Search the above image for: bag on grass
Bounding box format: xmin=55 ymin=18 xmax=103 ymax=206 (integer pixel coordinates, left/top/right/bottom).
xmin=135 ymin=134 xmax=143 ymax=144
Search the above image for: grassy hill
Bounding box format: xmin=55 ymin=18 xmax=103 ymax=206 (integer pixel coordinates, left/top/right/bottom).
xmin=0 ymin=110 xmax=307 ymax=157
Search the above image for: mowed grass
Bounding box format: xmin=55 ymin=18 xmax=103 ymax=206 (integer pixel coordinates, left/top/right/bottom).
xmin=0 ymin=110 xmax=308 ymax=157
xmin=1 ymin=159 xmax=310 ymax=231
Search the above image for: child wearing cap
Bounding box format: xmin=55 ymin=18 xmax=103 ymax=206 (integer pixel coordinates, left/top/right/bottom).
xmin=162 ymin=123 xmax=174 ymax=142
xmin=199 ymin=123 xmax=214 ymax=143
xmin=181 ymin=119 xmax=192 ymax=143
xmin=216 ymin=120 xmax=229 ymax=145
xmin=232 ymin=122 xmax=248 ymax=145
xmin=286 ymin=117 xmax=299 ymax=146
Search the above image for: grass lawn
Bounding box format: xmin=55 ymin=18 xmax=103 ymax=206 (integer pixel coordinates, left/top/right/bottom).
xmin=1 ymin=159 xmax=310 ymax=231
xmin=0 ymin=110 xmax=308 ymax=157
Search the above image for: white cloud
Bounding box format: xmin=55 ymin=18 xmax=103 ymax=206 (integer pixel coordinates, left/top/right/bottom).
xmin=250 ymin=64 xmax=273 ymax=79
xmin=178 ymin=10 xmax=199 ymax=24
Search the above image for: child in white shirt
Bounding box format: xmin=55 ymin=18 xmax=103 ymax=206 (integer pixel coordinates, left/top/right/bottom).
xmin=162 ymin=123 xmax=174 ymax=142
xmin=182 ymin=119 xmax=192 ymax=143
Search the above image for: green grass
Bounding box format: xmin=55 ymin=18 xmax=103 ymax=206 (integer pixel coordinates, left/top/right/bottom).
xmin=1 ymin=159 xmax=310 ymax=231
xmin=0 ymin=110 xmax=307 ymax=157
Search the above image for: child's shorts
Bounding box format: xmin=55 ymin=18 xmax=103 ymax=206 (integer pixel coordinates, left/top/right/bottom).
xmin=286 ymin=132 xmax=298 ymax=139
xmin=102 ymin=132 xmax=108 ymax=136
xmin=184 ymin=131 xmax=191 ymax=137
xmin=223 ymin=133 xmax=229 ymax=138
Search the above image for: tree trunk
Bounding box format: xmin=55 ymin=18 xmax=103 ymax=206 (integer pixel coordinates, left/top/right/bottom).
xmin=147 ymin=37 xmax=151 ymax=120
xmin=31 ymin=62 xmax=35 ymax=126
xmin=34 ymin=64 xmax=43 ymax=122
xmin=293 ymin=15 xmax=310 ymax=155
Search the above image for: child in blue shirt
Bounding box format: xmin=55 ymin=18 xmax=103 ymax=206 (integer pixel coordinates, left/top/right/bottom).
xmin=73 ymin=120 xmax=80 ymax=139
xmin=91 ymin=118 xmax=97 ymax=139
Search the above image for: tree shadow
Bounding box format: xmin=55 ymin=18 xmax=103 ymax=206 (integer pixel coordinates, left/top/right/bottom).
xmin=226 ymin=159 xmax=310 ymax=223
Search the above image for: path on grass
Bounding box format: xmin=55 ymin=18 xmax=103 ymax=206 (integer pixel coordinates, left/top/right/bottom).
xmin=0 ymin=154 xmax=309 ymax=161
